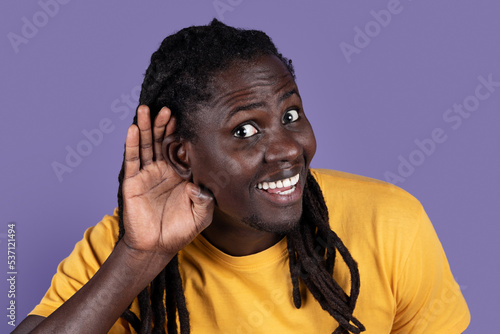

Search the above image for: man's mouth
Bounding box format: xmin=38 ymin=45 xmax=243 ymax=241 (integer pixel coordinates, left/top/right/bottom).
xmin=256 ymin=174 xmax=300 ymax=195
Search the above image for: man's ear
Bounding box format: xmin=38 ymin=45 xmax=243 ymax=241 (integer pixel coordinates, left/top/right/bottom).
xmin=162 ymin=135 xmax=192 ymax=180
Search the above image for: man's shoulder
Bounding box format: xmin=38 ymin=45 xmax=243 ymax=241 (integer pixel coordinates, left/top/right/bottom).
xmin=75 ymin=208 xmax=120 ymax=262
xmin=310 ymin=169 xmax=427 ymax=268
xmin=91 ymin=208 xmax=120 ymax=241
xmin=310 ymin=168 xmax=424 ymax=219
xmin=311 ymin=168 xmax=416 ymax=198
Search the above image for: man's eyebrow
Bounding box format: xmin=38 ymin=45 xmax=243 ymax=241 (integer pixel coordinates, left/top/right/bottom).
xmin=278 ymin=88 xmax=299 ymax=103
xmin=225 ymin=88 xmax=299 ymax=121
xmin=226 ymin=102 xmax=267 ymax=121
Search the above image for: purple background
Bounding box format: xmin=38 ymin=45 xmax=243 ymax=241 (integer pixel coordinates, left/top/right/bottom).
xmin=1 ymin=1 xmax=499 ymax=332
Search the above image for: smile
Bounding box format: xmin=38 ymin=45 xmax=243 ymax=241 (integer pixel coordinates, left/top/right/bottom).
xmin=256 ymin=174 xmax=300 ymax=195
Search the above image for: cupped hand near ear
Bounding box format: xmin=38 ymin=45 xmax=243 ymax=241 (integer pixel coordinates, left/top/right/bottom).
xmin=122 ymin=105 xmax=214 ymax=256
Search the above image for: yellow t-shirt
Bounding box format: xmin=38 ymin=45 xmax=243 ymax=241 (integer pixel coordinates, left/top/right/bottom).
xmin=30 ymin=169 xmax=470 ymax=333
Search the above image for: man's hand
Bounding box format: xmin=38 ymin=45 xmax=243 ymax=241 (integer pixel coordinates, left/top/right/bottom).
xmin=122 ymin=105 xmax=214 ymax=256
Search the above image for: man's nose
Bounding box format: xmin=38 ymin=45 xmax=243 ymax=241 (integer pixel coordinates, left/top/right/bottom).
xmin=263 ymin=128 xmax=301 ymax=164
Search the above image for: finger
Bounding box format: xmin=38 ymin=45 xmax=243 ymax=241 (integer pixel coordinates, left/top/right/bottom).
xmin=165 ymin=113 xmax=177 ymax=138
xmin=153 ymin=107 xmax=171 ymax=161
xmin=137 ymin=105 xmax=154 ymax=166
xmin=186 ymin=183 xmax=214 ymax=232
xmin=124 ymin=125 xmax=140 ymax=179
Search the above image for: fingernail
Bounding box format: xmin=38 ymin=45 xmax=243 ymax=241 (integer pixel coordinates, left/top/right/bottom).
xmin=192 ymin=187 xmax=212 ymax=201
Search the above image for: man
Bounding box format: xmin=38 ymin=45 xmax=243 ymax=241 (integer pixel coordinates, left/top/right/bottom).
xmin=14 ymin=20 xmax=469 ymax=334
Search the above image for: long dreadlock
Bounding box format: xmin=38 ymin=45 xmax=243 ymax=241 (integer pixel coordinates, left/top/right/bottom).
xmin=116 ymin=19 xmax=365 ymax=334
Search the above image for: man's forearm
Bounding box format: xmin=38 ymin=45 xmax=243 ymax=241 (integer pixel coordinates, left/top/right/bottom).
xmin=24 ymin=240 xmax=173 ymax=334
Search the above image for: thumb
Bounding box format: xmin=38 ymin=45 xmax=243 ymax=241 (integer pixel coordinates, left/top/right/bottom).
xmin=186 ymin=183 xmax=214 ymax=230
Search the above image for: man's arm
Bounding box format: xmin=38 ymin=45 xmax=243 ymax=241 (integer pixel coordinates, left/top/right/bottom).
xmin=12 ymin=315 xmax=45 ymax=334
xmin=12 ymin=106 xmax=214 ymax=333
xmin=391 ymin=206 xmax=470 ymax=333
xmin=12 ymin=240 xmax=175 ymax=334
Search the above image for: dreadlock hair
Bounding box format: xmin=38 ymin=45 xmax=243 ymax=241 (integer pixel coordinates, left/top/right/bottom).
xmin=116 ymin=19 xmax=365 ymax=334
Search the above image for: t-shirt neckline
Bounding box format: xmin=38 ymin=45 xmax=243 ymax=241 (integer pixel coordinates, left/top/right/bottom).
xmin=192 ymin=234 xmax=289 ymax=271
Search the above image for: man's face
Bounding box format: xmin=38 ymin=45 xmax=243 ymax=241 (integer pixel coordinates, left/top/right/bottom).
xmin=186 ymin=54 xmax=316 ymax=233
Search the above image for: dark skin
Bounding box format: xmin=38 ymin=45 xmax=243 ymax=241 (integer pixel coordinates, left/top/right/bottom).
xmin=166 ymin=54 xmax=316 ymax=255
xmin=13 ymin=55 xmax=316 ymax=333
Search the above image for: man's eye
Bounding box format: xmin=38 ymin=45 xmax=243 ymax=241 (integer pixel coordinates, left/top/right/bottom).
xmin=233 ymin=124 xmax=259 ymax=138
xmin=282 ymin=109 xmax=299 ymax=124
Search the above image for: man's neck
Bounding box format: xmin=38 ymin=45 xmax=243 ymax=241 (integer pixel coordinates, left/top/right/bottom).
xmin=201 ymin=210 xmax=283 ymax=256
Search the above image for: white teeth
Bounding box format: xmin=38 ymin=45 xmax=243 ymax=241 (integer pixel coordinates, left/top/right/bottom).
xmin=278 ymin=186 xmax=296 ymax=195
xmin=256 ymin=173 xmax=300 ymax=191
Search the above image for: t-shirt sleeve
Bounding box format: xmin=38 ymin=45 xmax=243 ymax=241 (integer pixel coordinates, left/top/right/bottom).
xmin=29 ymin=209 xmax=132 ymax=333
xmin=391 ymin=207 xmax=470 ymax=333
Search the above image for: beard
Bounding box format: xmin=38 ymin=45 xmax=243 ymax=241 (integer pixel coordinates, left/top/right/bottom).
xmin=242 ymin=212 xmax=302 ymax=234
